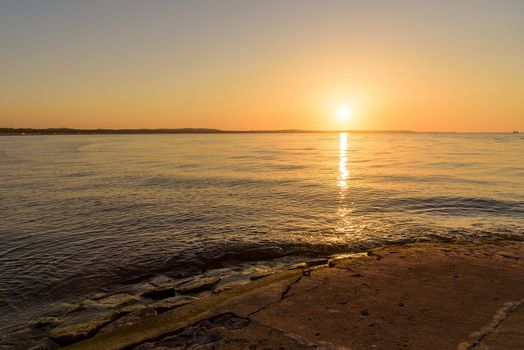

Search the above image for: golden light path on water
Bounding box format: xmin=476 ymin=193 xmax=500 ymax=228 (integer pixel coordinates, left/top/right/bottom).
xmin=337 ymin=132 xmax=352 ymax=233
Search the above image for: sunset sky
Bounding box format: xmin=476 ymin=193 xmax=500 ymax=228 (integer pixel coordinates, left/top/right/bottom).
xmin=1 ymin=0 xmax=523 ymax=131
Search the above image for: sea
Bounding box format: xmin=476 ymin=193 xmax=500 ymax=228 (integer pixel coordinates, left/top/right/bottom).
xmin=1 ymin=132 xmax=523 ymax=329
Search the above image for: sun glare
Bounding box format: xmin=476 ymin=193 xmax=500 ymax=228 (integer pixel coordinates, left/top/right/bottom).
xmin=337 ymin=106 xmax=352 ymax=122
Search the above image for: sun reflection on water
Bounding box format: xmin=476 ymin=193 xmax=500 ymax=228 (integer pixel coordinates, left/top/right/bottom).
xmin=338 ymin=133 xmax=349 ymax=188
xmin=337 ymin=132 xmax=351 ymax=233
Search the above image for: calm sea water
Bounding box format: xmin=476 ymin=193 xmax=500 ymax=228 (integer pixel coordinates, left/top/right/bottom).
xmin=1 ymin=133 xmax=523 ymax=327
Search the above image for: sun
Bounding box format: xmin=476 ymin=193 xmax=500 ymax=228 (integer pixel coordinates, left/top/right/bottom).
xmin=337 ymin=106 xmax=352 ymax=122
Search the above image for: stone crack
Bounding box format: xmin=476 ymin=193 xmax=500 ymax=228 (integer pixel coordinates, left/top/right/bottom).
xmin=457 ymin=298 xmax=523 ymax=350
xmin=247 ymin=271 xmax=308 ymax=318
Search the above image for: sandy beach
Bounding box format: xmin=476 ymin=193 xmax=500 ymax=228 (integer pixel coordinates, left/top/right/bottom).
xmin=43 ymin=241 xmax=523 ymax=350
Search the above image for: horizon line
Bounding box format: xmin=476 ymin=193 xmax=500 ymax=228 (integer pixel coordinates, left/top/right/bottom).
xmin=0 ymin=127 xmax=520 ymax=135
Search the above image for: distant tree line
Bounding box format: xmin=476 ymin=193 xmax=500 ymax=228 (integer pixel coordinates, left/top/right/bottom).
xmin=0 ymin=128 xmax=228 ymax=135
xmin=0 ymin=128 xmax=331 ymax=135
xmin=0 ymin=128 xmax=419 ymax=135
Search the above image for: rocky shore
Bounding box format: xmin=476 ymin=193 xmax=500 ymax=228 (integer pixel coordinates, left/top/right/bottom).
xmin=1 ymin=241 xmax=523 ymax=350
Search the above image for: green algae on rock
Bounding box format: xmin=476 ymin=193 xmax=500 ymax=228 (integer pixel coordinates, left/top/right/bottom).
xmin=82 ymin=293 xmax=139 ymax=309
xmin=48 ymin=309 xmax=120 ymax=346
xmin=97 ymin=308 xmax=157 ymax=336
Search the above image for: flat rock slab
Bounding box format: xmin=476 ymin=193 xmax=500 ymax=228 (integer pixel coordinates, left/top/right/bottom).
xmin=132 ymin=313 xmax=315 ymax=350
xmin=242 ymin=242 xmax=524 ymax=350
xmin=304 ymin=258 xmax=329 ymax=267
xmin=83 ymin=293 xmax=139 ymax=309
xmin=97 ymin=308 xmax=157 ymax=336
xmin=48 ymin=309 xmax=120 ymax=346
xmin=119 ymin=303 xmax=147 ymax=314
xmin=149 ymin=296 xmax=198 ymax=313
xmin=214 ymin=280 xmax=251 ymax=293
xmin=62 ymin=270 xmax=302 ymax=350
xmin=63 ymin=242 xmax=524 ymax=350
xmin=176 ymin=277 xmax=221 ymax=294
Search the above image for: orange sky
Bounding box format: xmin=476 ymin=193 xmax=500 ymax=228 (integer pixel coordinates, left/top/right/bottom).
xmin=1 ymin=1 xmax=523 ymax=131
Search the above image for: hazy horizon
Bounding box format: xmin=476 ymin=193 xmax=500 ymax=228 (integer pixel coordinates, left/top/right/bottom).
xmin=1 ymin=0 xmax=523 ymax=132
xmin=0 ymin=126 xmax=522 ymax=134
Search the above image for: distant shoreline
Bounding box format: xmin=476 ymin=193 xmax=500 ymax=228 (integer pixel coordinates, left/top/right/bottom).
xmin=0 ymin=128 xmax=516 ymax=135
xmin=0 ymin=127 xmax=412 ymax=135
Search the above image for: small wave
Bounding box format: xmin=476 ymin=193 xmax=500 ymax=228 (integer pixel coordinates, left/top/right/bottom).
xmin=173 ymin=163 xmax=200 ymax=169
xmin=58 ymin=171 xmax=97 ymax=178
xmin=375 ymin=174 xmax=495 ymax=186
xmin=138 ymin=175 xmax=294 ymax=189
xmin=269 ymin=164 xmax=306 ymax=171
xmin=372 ymin=196 xmax=524 ymax=217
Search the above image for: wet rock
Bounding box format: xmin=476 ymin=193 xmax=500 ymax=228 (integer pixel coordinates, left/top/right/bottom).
xmin=288 ymin=262 xmax=307 ymax=270
xmin=250 ymin=272 xmax=271 ymax=280
xmin=119 ymin=303 xmax=147 ymax=314
xmin=329 ymin=252 xmax=369 ymax=265
xmin=48 ymin=309 xmax=120 ymax=346
xmin=97 ymin=308 xmax=157 ymax=335
xmin=328 ymin=255 xmax=358 ymax=267
xmin=213 ymin=280 xmax=250 ymax=293
xmin=128 ymin=282 xmax=157 ymax=295
xmin=31 ymin=317 xmax=61 ymax=329
xmin=149 ymin=275 xmax=175 ymax=286
xmin=130 ymin=276 xmax=176 ymax=297
xmin=149 ymin=296 xmax=198 ymax=313
xmin=305 ymin=258 xmax=329 ymax=267
xmin=194 ymin=290 xmax=213 ymax=299
xmin=82 ymin=293 xmax=139 ymax=309
xmin=175 ymin=276 xmax=221 ymax=294
xmin=141 ymin=286 xmax=176 ymax=300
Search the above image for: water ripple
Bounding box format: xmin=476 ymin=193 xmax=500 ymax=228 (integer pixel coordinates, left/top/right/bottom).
xmin=0 ymin=132 xmax=523 ymax=329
